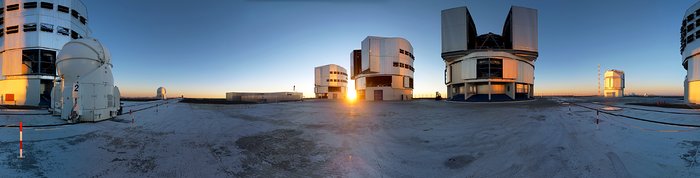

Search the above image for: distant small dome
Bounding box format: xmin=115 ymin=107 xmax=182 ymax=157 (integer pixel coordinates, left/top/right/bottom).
xmin=157 ymin=87 xmax=166 ymax=94
xmin=157 ymin=87 xmax=167 ymax=99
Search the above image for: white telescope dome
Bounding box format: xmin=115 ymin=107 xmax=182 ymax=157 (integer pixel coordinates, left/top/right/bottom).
xmin=57 ymin=38 xmax=112 ymax=79
xmin=157 ymin=87 xmax=167 ymax=100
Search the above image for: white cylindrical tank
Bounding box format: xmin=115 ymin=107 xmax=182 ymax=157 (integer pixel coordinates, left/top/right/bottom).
xmin=157 ymin=87 xmax=167 ymax=100
xmin=56 ymin=38 xmax=120 ymax=122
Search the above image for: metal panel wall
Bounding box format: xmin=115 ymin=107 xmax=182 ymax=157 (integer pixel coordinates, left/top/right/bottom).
xmin=689 ymin=57 xmax=700 ymax=81
xmin=461 ymin=59 xmax=476 ymax=80
xmin=450 ymin=61 xmax=461 ymax=82
xmin=441 ymin=7 xmax=469 ymax=53
xmin=509 ymin=6 xmax=538 ymax=53
xmin=503 ymin=58 xmax=518 ymax=79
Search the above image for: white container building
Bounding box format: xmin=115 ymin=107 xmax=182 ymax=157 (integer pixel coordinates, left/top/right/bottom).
xmin=351 ymin=36 xmax=414 ymax=101
xmin=681 ymin=1 xmax=700 ymax=104
xmin=441 ymin=6 xmax=538 ymax=102
xmin=0 ymin=0 xmax=91 ymax=106
xmin=603 ymin=70 xmax=625 ymax=97
xmin=314 ymin=64 xmax=347 ymax=99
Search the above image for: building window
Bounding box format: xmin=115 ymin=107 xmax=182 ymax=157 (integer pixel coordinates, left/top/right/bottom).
xmin=80 ymin=16 xmax=87 ymax=25
xmin=688 ymin=35 xmax=695 ymax=43
xmin=476 ymin=58 xmax=503 ymax=79
xmin=366 ymin=76 xmax=393 ymax=87
xmin=71 ymin=30 xmax=79 ymax=39
xmin=329 ymin=87 xmax=341 ymax=92
xmin=7 ymin=26 xmax=18 ymax=34
xmin=57 ymin=5 xmax=69 ymax=13
xmin=21 ymin=49 xmax=57 ymax=75
xmin=24 ymin=2 xmax=37 ymax=9
xmin=40 ymin=23 xmax=53 ymax=32
xmin=7 ymin=4 xmax=19 ymax=11
xmin=40 ymin=2 xmax=53 ymax=9
xmin=399 ymin=49 xmax=404 ymax=54
xmin=0 ymin=8 xmax=4 ymax=15
xmin=23 ymin=23 xmax=37 ymax=32
xmin=39 ymin=50 xmax=56 ymax=74
xmin=0 ymin=17 xmax=3 ymax=26
xmin=57 ymin=26 xmax=69 ymax=36
xmin=71 ymin=9 xmax=79 ymax=18
xmin=393 ymin=62 xmax=399 ymax=67
xmin=0 ymin=28 xmax=4 ymax=37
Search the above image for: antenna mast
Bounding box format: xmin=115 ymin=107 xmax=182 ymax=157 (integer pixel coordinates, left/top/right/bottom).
xmin=598 ymin=64 xmax=601 ymax=96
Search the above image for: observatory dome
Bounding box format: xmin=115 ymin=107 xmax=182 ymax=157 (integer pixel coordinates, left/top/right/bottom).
xmin=157 ymin=87 xmax=167 ymax=100
xmin=57 ymin=38 xmax=112 ymax=79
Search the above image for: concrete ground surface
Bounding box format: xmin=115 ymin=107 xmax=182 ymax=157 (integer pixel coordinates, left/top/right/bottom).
xmin=0 ymin=97 xmax=698 ymax=177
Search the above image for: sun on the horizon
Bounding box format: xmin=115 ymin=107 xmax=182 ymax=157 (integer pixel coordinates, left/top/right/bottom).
xmin=346 ymin=90 xmax=357 ymax=102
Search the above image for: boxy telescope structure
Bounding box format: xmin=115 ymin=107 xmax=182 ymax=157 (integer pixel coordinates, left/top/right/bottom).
xmin=441 ymin=6 xmax=538 ymax=102
xmin=682 ymin=2 xmax=700 ymax=104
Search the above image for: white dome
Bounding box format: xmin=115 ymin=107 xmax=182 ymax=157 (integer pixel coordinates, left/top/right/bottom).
xmin=157 ymin=87 xmax=166 ymax=94
xmin=57 ymin=38 xmax=112 ymax=79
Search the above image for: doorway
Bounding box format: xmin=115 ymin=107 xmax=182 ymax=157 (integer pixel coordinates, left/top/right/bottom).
xmin=373 ymin=90 xmax=383 ymax=101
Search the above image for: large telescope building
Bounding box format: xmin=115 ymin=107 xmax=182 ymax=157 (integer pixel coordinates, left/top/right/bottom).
xmin=314 ymin=64 xmax=348 ymax=99
xmin=351 ymin=36 xmax=414 ymax=101
xmin=682 ymin=1 xmax=700 ymax=104
xmin=604 ymin=70 xmax=625 ymax=97
xmin=0 ymin=0 xmax=90 ymax=106
xmin=441 ymin=6 xmax=538 ymax=102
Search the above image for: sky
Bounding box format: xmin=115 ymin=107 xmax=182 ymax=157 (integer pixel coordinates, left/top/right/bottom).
xmin=82 ymin=0 xmax=696 ymax=98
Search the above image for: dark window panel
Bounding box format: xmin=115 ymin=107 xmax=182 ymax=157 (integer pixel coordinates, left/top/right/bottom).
xmin=40 ymin=2 xmax=53 ymax=9
xmin=0 ymin=28 xmax=4 ymax=37
xmin=40 ymin=23 xmax=53 ymax=32
xmin=79 ymin=16 xmax=87 ymax=24
xmin=0 ymin=8 xmax=4 ymax=15
xmin=57 ymin=5 xmax=69 ymax=13
xmin=366 ymin=76 xmax=393 ymax=87
xmin=7 ymin=26 xmax=18 ymax=34
xmin=57 ymin=26 xmax=69 ymax=36
xmin=71 ymin=30 xmax=79 ymax=39
xmin=7 ymin=4 xmax=19 ymax=11
xmin=23 ymin=23 xmax=37 ymax=32
xmin=22 ymin=49 xmax=40 ymax=74
xmin=23 ymin=2 xmax=37 ymax=9
xmin=71 ymin=9 xmax=79 ymax=18
xmin=39 ymin=50 xmax=57 ymax=75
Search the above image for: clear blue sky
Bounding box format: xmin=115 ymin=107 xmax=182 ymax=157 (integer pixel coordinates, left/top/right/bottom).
xmin=83 ymin=0 xmax=694 ymax=98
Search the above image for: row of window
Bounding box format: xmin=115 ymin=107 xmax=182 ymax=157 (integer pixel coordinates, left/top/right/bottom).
xmin=398 ymin=49 xmax=415 ymax=59
xmin=392 ymin=62 xmax=415 ymax=72
xmin=1 ymin=2 xmax=87 ymax=25
xmin=685 ymin=9 xmax=700 ymax=24
xmin=330 ymin=71 xmax=347 ymax=76
xmin=0 ymin=23 xmax=84 ymax=39
xmin=326 ymin=79 xmax=348 ymax=83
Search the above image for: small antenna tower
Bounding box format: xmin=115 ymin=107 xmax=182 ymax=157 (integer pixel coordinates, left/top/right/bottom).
xmin=597 ymin=64 xmax=601 ymax=96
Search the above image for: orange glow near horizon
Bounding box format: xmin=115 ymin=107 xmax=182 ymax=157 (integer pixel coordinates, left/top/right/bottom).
xmin=345 ymin=89 xmax=357 ymax=103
